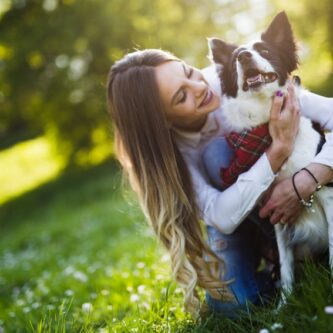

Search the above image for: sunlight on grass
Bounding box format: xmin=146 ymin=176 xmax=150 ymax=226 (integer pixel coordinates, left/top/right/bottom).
xmin=1 ymin=159 xmax=333 ymax=332
xmin=0 ymin=137 xmax=65 ymax=204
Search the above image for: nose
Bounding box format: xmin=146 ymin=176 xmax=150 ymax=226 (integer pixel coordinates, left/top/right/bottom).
xmin=238 ymin=51 xmax=252 ymax=64
xmin=191 ymin=80 xmax=206 ymax=97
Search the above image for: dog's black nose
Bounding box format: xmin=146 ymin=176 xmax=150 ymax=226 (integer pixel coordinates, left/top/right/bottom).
xmin=238 ymin=51 xmax=252 ymax=64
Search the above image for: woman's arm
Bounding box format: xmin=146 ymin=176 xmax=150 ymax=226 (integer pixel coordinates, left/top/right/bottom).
xmin=188 ymin=153 xmax=276 ymax=234
xmin=260 ymin=91 xmax=333 ymax=224
xmin=299 ymin=90 xmax=333 ymax=130
xmin=190 ymin=89 xmax=299 ymax=234
xmin=266 ymin=86 xmax=300 ymax=172
xmin=259 ymin=163 xmax=333 ymax=224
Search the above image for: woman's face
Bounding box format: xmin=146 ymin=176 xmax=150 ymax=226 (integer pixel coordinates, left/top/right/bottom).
xmin=155 ymin=61 xmax=221 ymax=131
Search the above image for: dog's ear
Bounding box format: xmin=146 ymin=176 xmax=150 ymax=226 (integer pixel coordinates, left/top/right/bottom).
xmin=207 ymin=37 xmax=237 ymax=66
xmin=261 ymin=11 xmax=298 ymax=72
xmin=261 ymin=11 xmax=293 ymax=45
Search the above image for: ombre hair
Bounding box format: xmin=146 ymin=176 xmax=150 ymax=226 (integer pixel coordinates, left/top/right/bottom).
xmin=106 ymin=49 xmax=233 ymax=314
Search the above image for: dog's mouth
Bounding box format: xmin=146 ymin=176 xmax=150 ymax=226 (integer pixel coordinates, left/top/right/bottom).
xmin=243 ymin=68 xmax=278 ymax=90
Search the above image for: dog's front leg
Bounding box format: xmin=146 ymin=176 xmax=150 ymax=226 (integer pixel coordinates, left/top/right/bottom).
xmin=327 ymin=207 xmax=333 ymax=273
xmin=274 ymin=223 xmax=294 ymax=307
xmin=320 ymin=190 xmax=333 ymax=273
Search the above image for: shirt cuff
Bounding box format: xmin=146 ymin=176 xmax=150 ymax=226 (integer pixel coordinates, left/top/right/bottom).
xmin=312 ymin=132 xmax=333 ymax=169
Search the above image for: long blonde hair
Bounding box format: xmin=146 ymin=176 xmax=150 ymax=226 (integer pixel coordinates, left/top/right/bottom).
xmin=106 ymin=49 xmax=233 ymax=314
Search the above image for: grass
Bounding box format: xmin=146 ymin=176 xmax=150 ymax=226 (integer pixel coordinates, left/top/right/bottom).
xmin=1 ymin=147 xmax=333 ymax=332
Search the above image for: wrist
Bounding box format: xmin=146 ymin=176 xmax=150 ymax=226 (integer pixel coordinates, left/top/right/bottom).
xmin=271 ymin=141 xmax=292 ymax=158
xmin=266 ymin=142 xmax=291 ymax=173
xmin=303 ymin=163 xmax=333 ymax=186
xmin=294 ymin=170 xmax=318 ymax=200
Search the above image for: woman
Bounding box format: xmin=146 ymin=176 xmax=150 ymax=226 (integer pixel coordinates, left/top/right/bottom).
xmin=106 ymin=49 xmax=333 ymax=316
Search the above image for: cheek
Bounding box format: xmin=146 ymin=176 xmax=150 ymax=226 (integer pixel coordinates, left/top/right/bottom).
xmin=212 ymin=94 xmax=221 ymax=109
xmin=178 ymin=102 xmax=195 ymax=117
xmin=181 ymin=93 xmax=196 ymax=114
xmin=188 ymin=97 xmax=198 ymax=113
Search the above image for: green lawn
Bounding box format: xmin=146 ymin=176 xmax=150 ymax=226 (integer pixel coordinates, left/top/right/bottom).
xmin=1 ymin=159 xmax=333 ymax=332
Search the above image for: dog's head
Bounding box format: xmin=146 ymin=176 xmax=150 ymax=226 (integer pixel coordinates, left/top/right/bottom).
xmin=208 ymin=11 xmax=299 ymax=97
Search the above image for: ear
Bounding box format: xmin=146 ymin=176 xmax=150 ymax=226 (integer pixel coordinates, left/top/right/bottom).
xmin=261 ymin=11 xmax=294 ymax=45
xmin=207 ymin=37 xmax=237 ymax=66
xmin=261 ymin=11 xmax=298 ymax=72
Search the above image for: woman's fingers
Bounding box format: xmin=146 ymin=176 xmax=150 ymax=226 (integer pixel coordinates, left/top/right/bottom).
xmin=270 ymin=209 xmax=283 ymax=225
xmin=282 ymin=85 xmax=294 ymax=112
xmin=270 ymin=208 xmax=299 ymax=225
xmin=259 ymin=178 xmax=303 ymax=225
xmin=259 ymin=200 xmax=275 ymax=218
xmin=282 ymin=85 xmax=300 ymax=121
xmin=270 ymin=91 xmax=284 ymax=121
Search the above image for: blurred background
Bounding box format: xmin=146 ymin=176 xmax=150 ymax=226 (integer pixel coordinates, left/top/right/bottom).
xmin=0 ymin=0 xmax=332 ymax=331
xmin=1 ymin=0 xmax=332 ymax=202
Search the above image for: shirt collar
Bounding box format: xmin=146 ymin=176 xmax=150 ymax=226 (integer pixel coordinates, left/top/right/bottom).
xmin=171 ymin=111 xmax=219 ymax=148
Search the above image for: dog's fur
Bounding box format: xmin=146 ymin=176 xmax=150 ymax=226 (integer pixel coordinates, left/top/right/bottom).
xmin=208 ymin=11 xmax=333 ymax=304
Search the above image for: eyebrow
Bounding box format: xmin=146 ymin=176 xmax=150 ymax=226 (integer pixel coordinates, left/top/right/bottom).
xmin=170 ymin=63 xmax=187 ymax=106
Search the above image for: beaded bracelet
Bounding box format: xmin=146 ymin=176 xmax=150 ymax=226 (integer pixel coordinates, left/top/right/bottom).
xmin=292 ymin=170 xmax=316 ymax=208
xmin=300 ymin=167 xmax=322 ymax=192
xmin=292 ymin=168 xmax=322 ymax=208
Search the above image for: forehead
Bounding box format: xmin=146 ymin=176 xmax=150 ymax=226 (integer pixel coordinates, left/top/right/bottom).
xmin=235 ymin=40 xmax=271 ymax=54
xmin=155 ymin=59 xmax=183 ymax=79
xmin=154 ymin=60 xmax=184 ymax=103
xmin=241 ymin=40 xmax=260 ymax=50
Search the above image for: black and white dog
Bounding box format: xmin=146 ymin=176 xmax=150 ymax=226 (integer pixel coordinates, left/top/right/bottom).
xmin=208 ymin=11 xmax=333 ymax=304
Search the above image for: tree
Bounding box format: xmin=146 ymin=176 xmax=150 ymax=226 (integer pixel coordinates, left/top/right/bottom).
xmin=0 ymin=0 xmax=253 ymax=165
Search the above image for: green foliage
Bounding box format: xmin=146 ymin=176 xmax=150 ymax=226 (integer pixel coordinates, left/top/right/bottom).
xmin=0 ymin=0 xmax=251 ymax=165
xmin=2 ymin=0 xmax=331 ymax=165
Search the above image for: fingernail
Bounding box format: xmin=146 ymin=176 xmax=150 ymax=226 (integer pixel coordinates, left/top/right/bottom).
xmin=276 ymin=90 xmax=283 ymax=97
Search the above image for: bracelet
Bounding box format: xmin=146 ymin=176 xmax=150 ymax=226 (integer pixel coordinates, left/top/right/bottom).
xmin=292 ymin=171 xmax=314 ymax=208
xmin=301 ymin=167 xmax=322 ymax=191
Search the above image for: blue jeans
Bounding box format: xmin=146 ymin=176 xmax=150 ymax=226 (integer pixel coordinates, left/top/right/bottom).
xmin=202 ymin=137 xmax=234 ymax=190
xmin=202 ymin=137 xmax=276 ymax=316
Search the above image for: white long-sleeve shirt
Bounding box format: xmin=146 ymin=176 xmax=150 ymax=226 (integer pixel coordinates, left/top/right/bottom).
xmin=172 ymin=65 xmax=333 ymax=234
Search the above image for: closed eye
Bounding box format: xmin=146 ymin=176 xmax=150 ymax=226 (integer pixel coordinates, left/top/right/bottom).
xmin=187 ymin=66 xmax=194 ymax=78
xmin=178 ymin=91 xmax=186 ymax=103
xmin=177 ymin=65 xmax=193 ymax=104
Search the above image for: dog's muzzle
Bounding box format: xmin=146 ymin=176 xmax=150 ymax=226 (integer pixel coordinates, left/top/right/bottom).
xmin=243 ymin=68 xmax=278 ymax=91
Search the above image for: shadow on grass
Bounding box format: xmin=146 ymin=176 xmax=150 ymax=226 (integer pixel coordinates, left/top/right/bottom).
xmin=0 ymin=158 xmax=122 ymax=230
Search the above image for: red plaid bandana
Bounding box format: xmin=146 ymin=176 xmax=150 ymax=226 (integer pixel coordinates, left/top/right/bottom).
xmin=220 ymin=123 xmax=272 ymax=189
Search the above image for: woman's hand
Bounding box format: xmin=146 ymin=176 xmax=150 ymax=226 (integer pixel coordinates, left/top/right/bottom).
xmin=260 ymin=164 xmax=333 ymax=224
xmin=266 ymin=85 xmax=301 ymax=173
xmin=259 ymin=178 xmax=303 ymax=224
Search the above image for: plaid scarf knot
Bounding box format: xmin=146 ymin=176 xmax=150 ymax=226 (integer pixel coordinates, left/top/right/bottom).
xmin=220 ymin=123 xmax=272 ymax=188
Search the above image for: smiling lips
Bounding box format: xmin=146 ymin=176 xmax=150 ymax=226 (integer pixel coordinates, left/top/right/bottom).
xmin=199 ymin=89 xmax=213 ymax=107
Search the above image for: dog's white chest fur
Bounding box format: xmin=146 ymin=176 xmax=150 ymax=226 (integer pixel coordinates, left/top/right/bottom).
xmin=222 ymin=87 xmax=333 ymax=251
xmin=221 ymin=87 xmax=333 ymax=302
xmin=221 ymin=84 xmax=279 ymax=132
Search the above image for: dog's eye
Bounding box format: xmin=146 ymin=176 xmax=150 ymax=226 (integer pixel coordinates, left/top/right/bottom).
xmin=260 ymin=49 xmax=269 ymax=56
